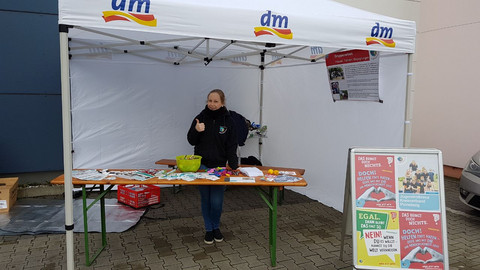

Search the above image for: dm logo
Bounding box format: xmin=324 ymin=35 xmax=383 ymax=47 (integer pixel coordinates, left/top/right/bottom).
xmin=366 ymin=23 xmax=395 ymax=48
xmin=254 ymin=10 xmax=292 ymax=40
xmin=102 ymin=0 xmax=157 ymax=27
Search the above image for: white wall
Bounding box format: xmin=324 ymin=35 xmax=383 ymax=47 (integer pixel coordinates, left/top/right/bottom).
xmin=70 ymin=53 xmax=409 ymax=211
xmin=336 ymin=0 xmax=480 ymax=168
xmin=262 ymin=55 xmax=408 ymax=210
xmin=411 ymin=0 xmax=480 ymax=167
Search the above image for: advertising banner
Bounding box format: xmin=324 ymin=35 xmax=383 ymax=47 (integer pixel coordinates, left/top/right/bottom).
xmin=326 ymin=50 xmax=380 ymax=102
xmin=349 ymin=148 xmax=447 ymax=270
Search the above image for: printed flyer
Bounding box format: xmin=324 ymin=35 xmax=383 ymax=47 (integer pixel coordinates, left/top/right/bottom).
xmin=355 ymin=155 xmax=396 ymax=209
xmin=325 ymin=49 xmax=380 ymax=101
xmin=356 ymin=209 xmax=401 ymax=268
xmin=395 ymin=154 xmax=440 ymax=211
xmin=351 ymin=150 xmax=446 ymax=270
xmin=399 ymin=211 xmax=444 ymax=269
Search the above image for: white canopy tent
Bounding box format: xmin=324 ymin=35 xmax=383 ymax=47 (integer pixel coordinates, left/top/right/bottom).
xmin=59 ymin=0 xmax=415 ymax=268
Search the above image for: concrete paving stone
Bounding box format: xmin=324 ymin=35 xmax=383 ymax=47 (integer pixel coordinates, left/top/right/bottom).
xmin=43 ymin=251 xmax=64 ymax=266
xmin=225 ymin=253 xmax=248 ymax=265
xmin=325 ymin=256 xmax=352 ymax=269
xmin=208 ymin=250 xmax=229 ymax=263
xmin=272 ymin=250 xmax=291 ymax=263
xmin=92 ymin=266 xmax=116 ymax=270
xmin=111 ymin=260 xmax=131 ymax=269
xmin=274 ymin=259 xmax=301 ymax=269
xmin=319 ymin=241 xmax=340 ymax=253
xmin=177 ymin=256 xmax=199 ymax=268
xmin=286 ymin=251 xmax=312 ymax=265
xmin=88 ymin=256 xmax=112 ymax=267
xmin=312 ymin=247 xmax=338 ymax=259
xmin=277 ymin=244 xmax=297 ymax=256
xmin=290 ymin=245 xmax=317 ymax=257
xmin=249 ymin=265 xmax=271 ymax=270
xmin=184 ymin=241 xmax=203 ymax=252
xmin=194 ymin=257 xmax=217 ymax=269
xmin=181 ymin=266 xmax=201 ymax=270
xmin=215 ymin=243 xmax=237 ymax=256
xmin=233 ymin=246 xmax=255 ymax=258
xmin=142 ymin=252 xmax=162 ymax=263
xmin=124 ymin=243 xmax=142 ymax=254
xmin=249 ymin=248 xmax=270 ymax=260
xmin=167 ymin=239 xmax=185 ymax=250
xmin=128 ymin=259 xmax=148 ymax=269
xmin=304 ymin=254 xmax=331 ymax=267
xmin=242 ymin=254 xmax=267 ymax=268
xmin=230 ymin=262 xmax=252 ymax=269
xmin=172 ymin=246 xmax=192 ymax=259
xmin=25 ymin=255 xmax=47 ymax=268
xmin=139 ymin=244 xmax=157 ymax=255
xmin=0 ymin=243 xmax=15 ymax=254
xmin=162 ymin=254 xmax=181 ymax=266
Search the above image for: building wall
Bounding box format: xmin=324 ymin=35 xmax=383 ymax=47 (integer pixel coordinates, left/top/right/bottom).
xmin=0 ymin=1 xmax=63 ymax=173
xmin=336 ymin=0 xmax=480 ymax=169
xmin=411 ymin=0 xmax=480 ymax=168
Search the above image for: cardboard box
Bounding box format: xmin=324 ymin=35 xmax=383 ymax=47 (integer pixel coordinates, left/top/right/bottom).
xmin=117 ymin=184 xmax=160 ymax=208
xmin=0 ymin=177 xmax=19 ymax=213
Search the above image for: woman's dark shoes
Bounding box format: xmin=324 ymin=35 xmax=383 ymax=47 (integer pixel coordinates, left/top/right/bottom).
xmin=204 ymin=231 xmax=214 ymax=244
xmin=213 ymin=228 xmax=224 ymax=242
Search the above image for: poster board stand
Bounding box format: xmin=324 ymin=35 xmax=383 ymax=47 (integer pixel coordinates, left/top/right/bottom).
xmin=340 ymin=148 xmax=449 ymax=270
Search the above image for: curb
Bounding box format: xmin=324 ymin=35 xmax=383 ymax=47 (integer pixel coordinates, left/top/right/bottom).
xmin=17 ymin=185 xmax=65 ymax=198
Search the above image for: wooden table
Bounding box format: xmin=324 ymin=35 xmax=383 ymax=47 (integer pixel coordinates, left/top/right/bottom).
xmin=51 ymin=167 xmax=307 ymax=267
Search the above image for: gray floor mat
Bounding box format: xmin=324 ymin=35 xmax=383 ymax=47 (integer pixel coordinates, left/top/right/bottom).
xmin=0 ymin=198 xmax=145 ymax=235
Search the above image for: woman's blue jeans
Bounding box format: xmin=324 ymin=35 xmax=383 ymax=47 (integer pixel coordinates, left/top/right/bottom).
xmin=198 ymin=164 xmax=225 ymax=231
xmin=198 ymin=185 xmax=225 ymax=232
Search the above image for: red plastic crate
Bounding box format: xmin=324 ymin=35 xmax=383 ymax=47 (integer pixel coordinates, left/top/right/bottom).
xmin=117 ymin=185 xmax=161 ymax=208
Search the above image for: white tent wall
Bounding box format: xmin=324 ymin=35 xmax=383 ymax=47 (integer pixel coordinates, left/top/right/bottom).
xmin=70 ymin=59 xmax=261 ymax=169
xmin=70 ymin=53 xmax=408 ymax=211
xmin=262 ymin=54 xmax=408 ymax=210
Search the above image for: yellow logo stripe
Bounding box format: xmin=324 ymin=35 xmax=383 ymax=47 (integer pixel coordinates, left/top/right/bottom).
xmin=365 ymin=37 xmax=396 ymax=48
xmin=103 ymin=11 xmax=157 ymax=27
xmin=254 ymin=27 xmax=293 ymax=39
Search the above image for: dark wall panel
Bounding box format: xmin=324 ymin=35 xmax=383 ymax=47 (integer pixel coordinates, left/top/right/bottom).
xmin=0 ymin=95 xmax=63 ymax=173
xmin=0 ymin=3 xmax=63 ymax=173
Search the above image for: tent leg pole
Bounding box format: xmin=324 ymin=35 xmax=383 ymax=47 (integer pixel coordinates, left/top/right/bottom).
xmin=60 ymin=30 xmax=75 ymax=270
xmin=259 ymin=53 xmax=265 ymax=161
xmin=403 ymin=53 xmax=414 ymax=147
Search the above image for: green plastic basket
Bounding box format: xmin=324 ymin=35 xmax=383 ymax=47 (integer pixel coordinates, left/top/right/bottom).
xmin=176 ymin=155 xmax=202 ymax=172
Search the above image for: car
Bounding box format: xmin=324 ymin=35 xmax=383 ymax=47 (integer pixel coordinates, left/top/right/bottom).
xmin=459 ymin=150 xmax=480 ymax=210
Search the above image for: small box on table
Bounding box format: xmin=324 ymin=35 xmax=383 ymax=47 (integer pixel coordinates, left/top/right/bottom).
xmin=0 ymin=177 xmax=19 ymax=213
xmin=117 ymin=185 xmax=160 ymax=208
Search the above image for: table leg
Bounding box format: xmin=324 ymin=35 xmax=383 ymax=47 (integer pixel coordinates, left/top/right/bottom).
xmin=82 ymin=184 xmax=114 ymax=266
xmin=256 ymin=186 xmax=278 ymax=267
xmin=269 ymin=187 xmax=278 ymax=266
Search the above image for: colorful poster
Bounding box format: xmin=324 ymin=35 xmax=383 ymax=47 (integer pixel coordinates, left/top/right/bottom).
xmin=399 ymin=211 xmax=444 ymax=269
xmin=350 ymin=150 xmax=447 ymax=270
xmin=395 ymin=155 xmax=440 ymax=211
xmin=356 ymin=209 xmax=401 ymax=268
xmin=325 ymin=49 xmax=380 ymax=101
xmin=355 ymin=155 xmax=396 ymax=209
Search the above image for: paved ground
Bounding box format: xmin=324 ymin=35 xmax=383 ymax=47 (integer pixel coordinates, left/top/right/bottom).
xmin=0 ymin=176 xmax=479 ymax=269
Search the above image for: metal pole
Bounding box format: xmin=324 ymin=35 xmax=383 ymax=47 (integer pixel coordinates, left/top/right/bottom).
xmin=59 ymin=27 xmax=75 ymax=270
xmin=259 ymin=52 xmax=265 ymax=160
xmin=403 ymin=53 xmax=414 ymax=147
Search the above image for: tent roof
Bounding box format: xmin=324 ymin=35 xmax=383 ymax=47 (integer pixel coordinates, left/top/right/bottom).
xmin=59 ymin=0 xmax=416 ymax=57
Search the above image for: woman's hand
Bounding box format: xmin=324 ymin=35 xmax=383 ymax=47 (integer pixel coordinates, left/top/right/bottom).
xmin=195 ymin=119 xmax=205 ymax=132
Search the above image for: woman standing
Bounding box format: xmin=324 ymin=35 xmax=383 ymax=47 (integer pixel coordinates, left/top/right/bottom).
xmin=187 ymin=89 xmax=239 ymax=244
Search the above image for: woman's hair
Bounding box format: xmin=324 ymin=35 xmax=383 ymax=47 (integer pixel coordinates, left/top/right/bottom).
xmin=208 ymin=89 xmax=226 ymax=104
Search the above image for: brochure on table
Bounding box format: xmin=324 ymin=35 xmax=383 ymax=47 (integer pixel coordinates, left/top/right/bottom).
xmin=347 ymin=148 xmax=448 ymax=270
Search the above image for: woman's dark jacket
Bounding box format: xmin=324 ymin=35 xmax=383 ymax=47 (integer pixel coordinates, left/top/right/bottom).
xmin=187 ymin=106 xmax=238 ymax=170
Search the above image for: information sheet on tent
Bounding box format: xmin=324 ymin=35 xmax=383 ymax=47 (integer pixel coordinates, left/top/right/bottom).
xmin=326 ymin=49 xmax=380 ymax=102
xmin=341 ymin=148 xmax=448 ymax=270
